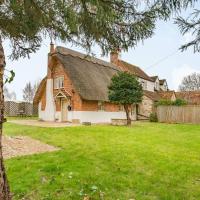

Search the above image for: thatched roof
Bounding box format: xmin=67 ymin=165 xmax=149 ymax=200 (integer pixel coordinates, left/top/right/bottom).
xmin=176 ymin=91 xmax=200 ymax=105
xmin=34 ymin=47 xmax=121 ymax=103
xmin=118 ymin=60 xmax=153 ymax=82
xmin=56 ymin=47 xmax=120 ymax=101
xmin=33 ymin=77 xmax=47 ymax=104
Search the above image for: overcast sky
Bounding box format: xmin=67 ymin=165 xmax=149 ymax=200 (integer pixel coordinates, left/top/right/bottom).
xmin=3 ymin=6 xmax=200 ymax=100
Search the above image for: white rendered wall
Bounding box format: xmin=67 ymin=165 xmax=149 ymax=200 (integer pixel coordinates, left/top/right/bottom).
xmin=38 ymin=102 xmax=46 ymax=120
xmin=138 ymin=78 xmax=154 ymax=92
xmin=68 ymin=111 xmax=136 ymax=123
xmin=55 ymin=111 xmax=62 ymax=122
xmin=44 ymin=79 xmax=56 ymax=121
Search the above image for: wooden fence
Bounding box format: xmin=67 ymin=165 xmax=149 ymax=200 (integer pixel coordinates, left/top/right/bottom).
xmin=4 ymin=101 xmax=38 ymax=117
xmin=157 ymin=105 xmax=200 ymax=124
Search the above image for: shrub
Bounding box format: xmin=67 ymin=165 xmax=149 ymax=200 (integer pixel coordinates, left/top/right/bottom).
xmin=172 ymin=99 xmax=187 ymax=106
xmin=155 ymin=98 xmax=187 ymax=106
xmin=155 ymin=99 xmax=172 ymax=106
xmin=149 ymin=113 xmax=158 ymax=122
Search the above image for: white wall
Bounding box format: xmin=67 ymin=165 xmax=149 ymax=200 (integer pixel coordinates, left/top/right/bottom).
xmin=38 ymin=79 xmax=56 ymax=121
xmin=38 ymin=102 xmax=46 ymax=120
xmin=155 ymin=78 xmax=160 ymax=91
xmin=68 ymin=111 xmax=136 ymax=123
xmin=55 ymin=111 xmax=62 ymax=122
xmin=44 ymin=79 xmax=56 ymax=121
xmin=160 ymin=81 xmax=168 ymax=91
xmin=138 ymin=78 xmax=154 ymax=92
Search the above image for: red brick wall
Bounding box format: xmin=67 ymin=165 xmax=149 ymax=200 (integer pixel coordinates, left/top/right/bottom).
xmin=52 ymin=61 xmax=83 ymax=111
xmin=82 ymin=100 xmax=120 ymax=112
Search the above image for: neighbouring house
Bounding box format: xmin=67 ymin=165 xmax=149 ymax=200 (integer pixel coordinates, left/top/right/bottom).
xmin=34 ymin=45 xmax=173 ymax=123
xmin=176 ymin=91 xmax=200 ymax=105
xmin=159 ymin=79 xmax=168 ymax=91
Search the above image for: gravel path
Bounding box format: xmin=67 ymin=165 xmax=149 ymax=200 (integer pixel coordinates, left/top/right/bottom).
xmin=2 ymin=135 xmax=59 ymax=159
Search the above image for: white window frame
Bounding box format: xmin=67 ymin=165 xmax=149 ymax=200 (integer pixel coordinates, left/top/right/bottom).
xmin=54 ymin=76 xmax=64 ymax=89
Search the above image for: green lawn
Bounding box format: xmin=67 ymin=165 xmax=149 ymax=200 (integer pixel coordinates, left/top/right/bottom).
xmin=4 ymin=122 xmax=200 ymax=200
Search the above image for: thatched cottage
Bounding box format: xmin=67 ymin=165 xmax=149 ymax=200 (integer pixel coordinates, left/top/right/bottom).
xmin=34 ymin=45 xmax=175 ymax=123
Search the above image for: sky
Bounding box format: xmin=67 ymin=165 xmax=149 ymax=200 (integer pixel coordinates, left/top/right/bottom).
xmin=3 ymin=5 xmax=200 ymax=100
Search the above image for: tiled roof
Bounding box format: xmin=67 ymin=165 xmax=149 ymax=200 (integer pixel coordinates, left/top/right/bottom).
xmin=159 ymin=79 xmax=166 ymax=85
xmin=158 ymin=91 xmax=175 ymax=100
xmin=143 ymin=90 xmax=161 ymax=101
xmin=176 ymin=91 xmax=200 ymax=105
xmin=150 ymin=76 xmax=158 ymax=82
xmin=118 ymin=60 xmax=153 ymax=82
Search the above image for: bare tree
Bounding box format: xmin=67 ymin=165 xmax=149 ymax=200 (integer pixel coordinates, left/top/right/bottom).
xmin=179 ymin=73 xmax=200 ymax=91
xmin=22 ymin=82 xmax=34 ymax=103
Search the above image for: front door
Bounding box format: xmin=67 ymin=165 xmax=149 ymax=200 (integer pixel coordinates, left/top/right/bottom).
xmin=61 ymin=100 xmax=68 ymax=122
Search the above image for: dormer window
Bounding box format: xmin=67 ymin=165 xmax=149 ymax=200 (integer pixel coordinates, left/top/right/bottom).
xmin=54 ymin=76 xmax=64 ymax=89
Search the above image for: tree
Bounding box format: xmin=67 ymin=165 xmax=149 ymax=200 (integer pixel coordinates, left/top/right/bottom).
xmin=0 ymin=1 xmax=173 ymax=199
xmin=179 ymin=73 xmax=200 ymax=91
xmin=175 ymin=4 xmax=200 ymax=52
xmin=3 ymin=87 xmax=16 ymax=101
xmin=22 ymin=82 xmax=34 ymax=103
xmin=108 ymin=72 xmax=143 ymax=125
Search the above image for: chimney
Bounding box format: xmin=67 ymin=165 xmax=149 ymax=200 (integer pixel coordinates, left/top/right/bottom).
xmin=50 ymin=42 xmax=55 ymax=53
xmin=47 ymin=43 xmax=55 ymax=78
xmin=110 ymin=49 xmax=121 ymax=65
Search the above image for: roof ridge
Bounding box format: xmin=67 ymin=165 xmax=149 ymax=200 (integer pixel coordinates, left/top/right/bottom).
xmin=56 ymin=46 xmax=120 ymax=72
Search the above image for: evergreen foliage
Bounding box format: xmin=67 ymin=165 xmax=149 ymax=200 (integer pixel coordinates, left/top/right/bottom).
xmin=108 ymin=72 xmax=143 ymax=125
xmin=149 ymin=112 xmax=158 ymax=122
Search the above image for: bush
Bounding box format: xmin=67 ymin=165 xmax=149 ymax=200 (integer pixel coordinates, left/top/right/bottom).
xmin=172 ymin=99 xmax=187 ymax=106
xmin=149 ymin=113 xmax=158 ymax=122
xmin=155 ymin=99 xmax=172 ymax=106
xmin=155 ymin=98 xmax=187 ymax=106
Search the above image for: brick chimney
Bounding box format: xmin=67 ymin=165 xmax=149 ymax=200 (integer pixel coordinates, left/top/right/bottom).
xmin=110 ymin=49 xmax=121 ymax=65
xmin=50 ymin=42 xmax=55 ymax=53
xmin=47 ymin=43 xmax=55 ymax=78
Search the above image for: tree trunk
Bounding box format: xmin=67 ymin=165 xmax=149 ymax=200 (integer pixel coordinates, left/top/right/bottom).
xmin=124 ymin=104 xmax=131 ymax=125
xmin=0 ymin=37 xmax=11 ymax=200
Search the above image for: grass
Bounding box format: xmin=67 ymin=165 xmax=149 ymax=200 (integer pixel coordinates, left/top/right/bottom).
xmin=6 ymin=116 xmax=38 ymax=121
xmin=4 ymin=122 xmax=200 ymax=200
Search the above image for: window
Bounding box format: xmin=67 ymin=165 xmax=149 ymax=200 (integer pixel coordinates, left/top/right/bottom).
xmin=54 ymin=76 xmax=64 ymax=89
xmin=98 ymin=101 xmax=105 ymax=111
